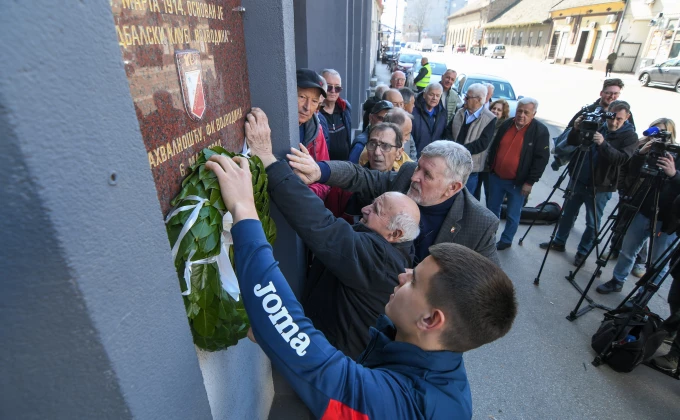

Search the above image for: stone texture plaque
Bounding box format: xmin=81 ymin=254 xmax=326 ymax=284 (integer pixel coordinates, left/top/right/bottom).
xmin=111 ymin=0 xmax=250 ymax=214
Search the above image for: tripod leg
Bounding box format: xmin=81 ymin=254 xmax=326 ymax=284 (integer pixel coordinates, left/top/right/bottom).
xmin=519 ymin=165 xmax=569 ymax=245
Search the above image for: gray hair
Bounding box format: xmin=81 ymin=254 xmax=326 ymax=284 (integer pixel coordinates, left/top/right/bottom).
xmin=399 ymin=88 xmax=415 ymax=104
xmin=420 ymin=140 xmax=473 ymax=185
xmin=424 ymin=83 xmax=443 ymax=94
xmin=444 ymin=69 xmax=457 ymax=77
xmin=517 ymin=97 xmax=539 ymax=112
xmin=466 ymin=83 xmax=487 ymax=100
xmin=374 ymin=84 xmax=389 ymax=100
xmin=388 ymin=212 xmax=421 ymax=242
xmin=321 ymin=68 xmax=341 ymax=81
xmin=383 ymin=108 xmax=414 ymax=128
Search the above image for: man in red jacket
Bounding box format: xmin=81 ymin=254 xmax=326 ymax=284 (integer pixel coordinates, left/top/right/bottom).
xmin=296 ymin=68 xmax=331 ymax=200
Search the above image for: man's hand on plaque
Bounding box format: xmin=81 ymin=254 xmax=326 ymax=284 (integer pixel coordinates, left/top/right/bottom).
xmin=287 ymin=144 xmax=322 ymax=185
xmin=245 ymin=107 xmax=276 ymax=167
xmin=206 ymin=155 xmax=259 ymax=223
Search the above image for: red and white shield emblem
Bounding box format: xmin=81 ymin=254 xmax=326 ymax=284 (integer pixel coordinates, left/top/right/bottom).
xmin=175 ymin=49 xmax=206 ymax=121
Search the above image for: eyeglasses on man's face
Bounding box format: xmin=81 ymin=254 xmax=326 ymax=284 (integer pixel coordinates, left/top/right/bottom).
xmin=366 ymin=140 xmax=398 ymax=152
xmin=464 ymin=95 xmax=481 ymax=101
xmin=327 ymin=85 xmax=343 ymax=93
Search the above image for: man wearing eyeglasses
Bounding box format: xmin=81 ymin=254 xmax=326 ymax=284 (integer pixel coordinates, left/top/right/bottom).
xmin=349 ymin=100 xmax=394 ymax=164
xmin=445 ymin=83 xmax=497 ymax=195
xmin=389 ymin=70 xmax=406 ymax=89
xmin=566 ymin=78 xmax=635 ymax=130
xmin=320 ymin=69 xmax=352 ymax=161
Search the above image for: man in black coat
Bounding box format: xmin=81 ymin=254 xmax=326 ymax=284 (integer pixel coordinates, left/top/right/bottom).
xmin=245 ymin=108 xmax=421 ymax=360
xmin=487 ymin=98 xmax=550 ymax=250
xmin=288 ymin=139 xmax=501 ymax=266
xmin=541 ymin=100 xmax=638 ymax=266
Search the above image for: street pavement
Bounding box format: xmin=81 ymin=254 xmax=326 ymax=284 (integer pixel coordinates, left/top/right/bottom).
xmin=374 ymin=54 xmax=680 ymax=419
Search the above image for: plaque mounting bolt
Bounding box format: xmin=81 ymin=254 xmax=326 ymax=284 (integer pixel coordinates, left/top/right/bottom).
xmin=232 ymin=6 xmax=245 ymax=13
xmin=108 ymin=171 xmax=118 ymax=186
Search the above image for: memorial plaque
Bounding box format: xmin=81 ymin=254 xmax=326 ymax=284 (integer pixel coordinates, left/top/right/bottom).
xmin=110 ymin=0 xmax=250 ymax=214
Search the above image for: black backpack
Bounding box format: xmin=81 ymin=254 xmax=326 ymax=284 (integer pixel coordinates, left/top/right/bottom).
xmin=500 ymin=201 xmax=562 ymax=225
xmin=591 ymin=308 xmax=667 ymax=373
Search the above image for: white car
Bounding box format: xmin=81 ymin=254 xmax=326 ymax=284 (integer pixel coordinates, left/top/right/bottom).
xmin=454 ymin=73 xmax=522 ymax=117
xmin=484 ymin=44 xmax=506 ymax=59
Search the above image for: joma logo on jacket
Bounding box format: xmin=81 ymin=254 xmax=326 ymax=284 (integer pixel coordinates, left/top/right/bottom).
xmin=254 ymin=282 xmax=311 ymax=356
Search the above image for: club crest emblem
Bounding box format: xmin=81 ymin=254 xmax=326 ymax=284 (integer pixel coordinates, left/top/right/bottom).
xmin=175 ymin=49 xmax=206 ymax=121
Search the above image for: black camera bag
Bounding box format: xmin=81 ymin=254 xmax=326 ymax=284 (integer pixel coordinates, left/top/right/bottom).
xmin=591 ymin=309 xmax=667 ymax=373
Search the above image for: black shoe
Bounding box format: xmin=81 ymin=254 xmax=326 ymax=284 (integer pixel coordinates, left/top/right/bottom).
xmin=497 ymin=241 xmax=512 ymax=251
xmin=539 ymin=242 xmax=566 ymax=252
xmin=574 ymin=253 xmax=586 ymax=267
xmin=596 ymin=279 xmax=623 ymax=294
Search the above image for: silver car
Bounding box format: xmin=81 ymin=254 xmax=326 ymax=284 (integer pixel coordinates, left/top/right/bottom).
xmin=454 ymin=73 xmax=522 ymax=117
xmin=637 ymin=58 xmax=680 ymax=93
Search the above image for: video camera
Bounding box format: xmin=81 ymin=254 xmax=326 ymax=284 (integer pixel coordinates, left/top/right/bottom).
xmin=640 ymin=126 xmax=680 ymax=177
xmin=578 ymin=106 xmax=615 ymax=145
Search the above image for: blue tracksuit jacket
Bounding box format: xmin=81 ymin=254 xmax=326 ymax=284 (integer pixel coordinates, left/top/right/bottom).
xmin=232 ymin=219 xmax=472 ymax=419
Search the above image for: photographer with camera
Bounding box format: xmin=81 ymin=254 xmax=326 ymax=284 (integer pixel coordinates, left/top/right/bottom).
xmin=540 ymin=101 xmax=638 ymax=267
xmin=596 ymin=119 xmax=680 ymax=294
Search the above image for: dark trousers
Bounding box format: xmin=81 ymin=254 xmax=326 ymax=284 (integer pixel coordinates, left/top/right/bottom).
xmin=473 ymin=171 xmax=490 ymax=205
xmin=605 ymin=63 xmax=613 ymax=76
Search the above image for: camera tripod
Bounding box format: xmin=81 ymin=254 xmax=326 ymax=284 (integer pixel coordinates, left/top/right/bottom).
xmin=565 ymin=174 xmax=664 ymax=321
xmin=591 ymin=236 xmax=680 ymax=380
xmin=530 ymin=143 xmax=602 ymax=286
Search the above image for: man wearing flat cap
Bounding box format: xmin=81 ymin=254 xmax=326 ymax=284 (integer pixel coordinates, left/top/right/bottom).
xmin=349 ymin=100 xmax=393 ymax=163
xmin=296 ymin=68 xmax=331 ymax=200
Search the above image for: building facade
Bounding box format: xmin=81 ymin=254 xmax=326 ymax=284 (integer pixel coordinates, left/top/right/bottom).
xmin=484 ymin=0 xmax=562 ymax=60
xmin=627 ymin=0 xmax=680 ymax=68
xmin=445 ymin=0 xmax=517 ymax=51
xmin=546 ymin=0 xmax=626 ymax=71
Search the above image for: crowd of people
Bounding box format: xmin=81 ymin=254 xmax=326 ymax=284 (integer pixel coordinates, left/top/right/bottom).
xmin=203 ymin=62 xmax=679 ymax=418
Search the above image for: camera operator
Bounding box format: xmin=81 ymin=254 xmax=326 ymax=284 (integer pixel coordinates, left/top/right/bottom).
xmin=540 ymin=101 xmax=638 ymax=267
xmin=605 ymin=118 xmax=677 ymax=271
xmin=566 ymin=78 xmax=634 ymax=130
xmin=596 ymin=120 xmax=680 ymax=294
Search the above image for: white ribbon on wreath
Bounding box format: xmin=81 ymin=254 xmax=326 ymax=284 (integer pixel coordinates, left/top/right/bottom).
xmin=164 ymin=195 xmax=241 ymax=301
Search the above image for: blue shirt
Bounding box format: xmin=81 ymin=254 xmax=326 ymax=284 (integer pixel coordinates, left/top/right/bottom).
xmin=464 ymin=106 xmax=483 ymax=124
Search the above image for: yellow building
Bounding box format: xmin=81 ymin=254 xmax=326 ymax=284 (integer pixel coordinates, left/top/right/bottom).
xmin=547 ymin=0 xmax=626 ymax=70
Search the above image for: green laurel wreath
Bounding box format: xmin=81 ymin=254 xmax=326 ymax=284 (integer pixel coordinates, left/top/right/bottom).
xmin=166 ymin=146 xmax=276 ymax=351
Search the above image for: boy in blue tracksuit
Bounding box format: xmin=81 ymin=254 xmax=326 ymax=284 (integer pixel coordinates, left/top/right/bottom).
xmin=204 ymin=108 xmax=518 ymax=419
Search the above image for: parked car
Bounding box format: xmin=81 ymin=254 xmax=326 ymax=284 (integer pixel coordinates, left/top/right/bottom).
xmin=484 ymin=44 xmax=506 ymax=59
xmin=455 ymin=44 xmax=466 ymax=53
xmin=381 ymin=46 xmax=401 ymax=63
xmin=637 ymin=58 xmax=680 ymax=93
xmin=392 ymin=52 xmax=422 ymax=76
xmin=454 ymin=73 xmax=522 ymax=117
xmin=407 ymin=61 xmax=448 ymax=87
xmin=436 ymin=44 xmax=445 ymax=52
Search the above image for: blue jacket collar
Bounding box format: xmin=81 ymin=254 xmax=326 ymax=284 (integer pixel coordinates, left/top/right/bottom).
xmin=358 ymin=315 xmax=464 ymax=374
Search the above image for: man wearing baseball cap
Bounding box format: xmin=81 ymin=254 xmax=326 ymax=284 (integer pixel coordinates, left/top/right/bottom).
xmin=349 ymin=100 xmax=393 ymax=163
xmin=296 ymin=68 xmax=331 ymax=200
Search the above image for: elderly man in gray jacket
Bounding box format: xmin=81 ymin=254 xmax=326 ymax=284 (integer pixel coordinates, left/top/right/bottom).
xmin=446 ymin=82 xmax=497 ymax=195
xmin=288 ymin=140 xmax=501 ymax=266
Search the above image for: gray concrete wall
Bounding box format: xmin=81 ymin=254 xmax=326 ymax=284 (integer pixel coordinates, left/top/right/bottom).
xmin=0 ymin=1 xmax=212 ymax=419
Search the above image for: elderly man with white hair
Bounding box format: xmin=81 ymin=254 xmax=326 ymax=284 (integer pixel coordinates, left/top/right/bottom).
xmin=287 ymin=139 xmax=501 ymax=266
xmin=445 ymin=82 xmax=497 ymax=194
xmin=486 ymin=97 xmax=550 ymax=250
xmin=412 ymin=82 xmax=448 ymax=156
